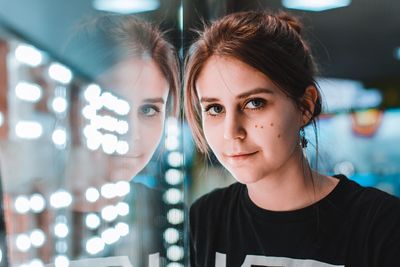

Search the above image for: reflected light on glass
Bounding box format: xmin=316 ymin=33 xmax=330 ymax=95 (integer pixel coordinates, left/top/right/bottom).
xmin=82 ymin=105 xmax=97 ymax=120
xmin=30 ymin=193 xmax=46 ymax=213
xmin=116 ymin=202 xmax=129 ymax=216
xmin=165 ymin=169 xmax=183 ymax=185
xmin=116 ymin=140 xmax=129 ymax=155
xmin=101 ymin=228 xmax=120 ymax=245
xmin=54 ymin=223 xmax=69 ymax=238
xmin=167 ymin=152 xmax=183 ymax=167
xmin=115 ymin=222 xmax=129 ymax=237
xmin=0 ymin=112 xmax=4 ymax=127
xmin=54 ymin=255 xmax=69 ymax=267
xmin=15 ymin=121 xmax=43 ymax=139
xmin=52 ymin=97 xmax=68 ymax=113
xmin=282 ymin=0 xmax=351 ymax=11
xmin=93 ymin=0 xmax=160 ymax=14
xmin=101 ymin=133 xmax=118 ymax=154
xmin=101 ymin=205 xmax=118 ymax=222
xmin=394 ymin=47 xmax=400 ymax=60
xmin=15 ymin=82 xmax=42 ymax=102
xmin=16 ymin=234 xmax=31 ymax=252
xmin=15 ymin=44 xmax=43 ymax=67
xmin=101 ymin=183 xmax=117 ymax=199
xmin=116 ymin=120 xmax=129 ymax=134
xmin=48 ymin=63 xmax=73 ymax=84
xmin=114 ymin=99 xmax=130 ymax=116
xmin=85 ymin=213 xmax=101 ymax=229
xmin=164 ymin=189 xmax=183 ymax=205
xmin=30 ymin=229 xmax=46 ymax=247
xmin=52 ymin=128 xmax=67 ymax=146
xmin=167 ymin=208 xmax=184 ymax=225
xmin=85 ymin=187 xmax=100 ymax=202
xmin=115 ymin=180 xmax=130 ymax=197
xmin=164 ymin=228 xmax=179 ymax=244
xmin=166 ymin=245 xmax=184 ymax=261
xmin=84 ymin=84 xmax=102 ymax=103
xmin=15 ymin=195 xmax=30 ymax=213
xmin=83 ymin=126 xmax=102 ymax=151
xmin=167 ymin=263 xmax=183 ymax=267
xmin=86 ymin=237 xmax=105 ymax=255
xmin=29 ymin=259 xmax=44 ymax=267
xmin=165 ymin=136 xmax=179 ymax=151
xmin=50 ymin=190 xmax=72 ymax=209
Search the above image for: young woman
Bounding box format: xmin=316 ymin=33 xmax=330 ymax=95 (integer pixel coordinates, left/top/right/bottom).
xmin=184 ymin=11 xmax=400 ymax=266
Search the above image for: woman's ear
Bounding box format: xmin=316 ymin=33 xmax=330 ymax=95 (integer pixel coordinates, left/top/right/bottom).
xmin=301 ymin=85 xmax=318 ymax=126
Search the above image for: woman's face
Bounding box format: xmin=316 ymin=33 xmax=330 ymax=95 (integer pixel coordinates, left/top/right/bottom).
xmin=196 ymin=56 xmax=304 ymax=184
xmin=99 ymin=58 xmax=169 ymax=179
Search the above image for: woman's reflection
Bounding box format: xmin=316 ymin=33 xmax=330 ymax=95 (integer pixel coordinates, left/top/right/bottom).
xmin=65 ymin=14 xmax=179 ymax=266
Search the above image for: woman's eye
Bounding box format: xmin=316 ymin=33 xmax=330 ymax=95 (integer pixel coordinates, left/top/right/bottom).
xmin=244 ymin=99 xmax=266 ymax=110
xmin=140 ymin=105 xmax=159 ymax=117
xmin=205 ymin=105 xmax=224 ymax=116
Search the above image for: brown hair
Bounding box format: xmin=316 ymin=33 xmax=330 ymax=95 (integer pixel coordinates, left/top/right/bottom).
xmin=184 ymin=10 xmax=322 ymax=153
xmin=68 ymin=15 xmax=180 ymax=115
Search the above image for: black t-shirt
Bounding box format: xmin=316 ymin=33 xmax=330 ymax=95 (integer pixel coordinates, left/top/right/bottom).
xmin=190 ymin=175 xmax=400 ymax=267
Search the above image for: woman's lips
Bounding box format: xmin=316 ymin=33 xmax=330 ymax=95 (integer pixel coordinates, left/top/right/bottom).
xmin=225 ymin=151 xmax=258 ymax=160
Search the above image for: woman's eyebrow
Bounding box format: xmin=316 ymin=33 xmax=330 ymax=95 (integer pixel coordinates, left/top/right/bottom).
xmin=142 ymin=97 xmax=165 ymax=104
xmin=236 ymin=88 xmax=274 ymax=99
xmin=200 ymin=88 xmax=274 ymax=103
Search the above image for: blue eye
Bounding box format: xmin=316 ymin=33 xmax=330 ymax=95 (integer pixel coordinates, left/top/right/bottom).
xmin=140 ymin=105 xmax=159 ymax=117
xmin=205 ymin=105 xmax=224 ymax=116
xmin=245 ymin=99 xmax=266 ymax=109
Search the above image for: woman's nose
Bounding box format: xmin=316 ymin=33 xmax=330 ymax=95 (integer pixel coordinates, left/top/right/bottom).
xmin=223 ymin=111 xmax=246 ymax=140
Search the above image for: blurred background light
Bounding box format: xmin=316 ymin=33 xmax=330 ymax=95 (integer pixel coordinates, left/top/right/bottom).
xmin=167 ymin=208 xmax=184 ymax=225
xmin=165 ymin=169 xmax=183 ymax=185
xmin=55 ymin=241 xmax=68 ymax=254
xmin=52 ymin=97 xmax=68 ymax=113
xmin=16 ymin=234 xmax=31 ymax=252
xmin=0 ymin=112 xmax=4 ymax=127
xmin=15 ymin=82 xmax=42 ymax=102
xmin=85 ymin=213 xmax=101 ymax=229
xmin=282 ymin=0 xmax=351 ymax=11
xmin=115 ymin=222 xmax=129 ymax=237
xmin=52 ymin=128 xmax=67 ymax=147
xmin=86 ymin=237 xmax=105 ymax=255
xmin=84 ymin=84 xmax=101 ymax=103
xmin=394 ymin=47 xmax=400 ymax=60
xmin=101 ymin=205 xmax=118 ymax=222
xmin=116 ymin=202 xmax=129 ymax=216
xmin=54 ymin=255 xmax=69 ymax=267
xmin=166 ymin=245 xmax=184 ymax=262
xmin=29 ymin=259 xmax=44 ymax=267
xmin=54 ymin=223 xmax=69 ymax=238
xmin=30 ymin=229 xmax=46 ymax=247
xmin=50 ymin=190 xmax=72 ymax=208
xmin=116 ymin=140 xmax=129 ymax=155
xmin=164 ymin=189 xmax=183 ymax=205
xmin=116 ymin=120 xmax=129 ymax=134
xmin=15 ymin=44 xmax=43 ymax=67
xmin=101 ymin=133 xmax=118 ymax=154
xmin=101 ymin=228 xmax=120 ymax=245
xmin=167 ymin=152 xmax=183 ymax=167
xmin=100 ymin=183 xmax=117 ymax=199
xmin=14 ymin=195 xmax=30 ymax=213
xmin=15 ymin=121 xmax=43 ymax=139
xmin=30 ymin=193 xmax=46 ymax=213
xmin=115 ymin=180 xmax=130 ymax=197
xmin=163 ymin=228 xmax=179 ymax=244
xmin=93 ymin=0 xmax=160 ymax=14
xmin=85 ymin=187 xmax=100 ymax=202
xmin=166 ymin=263 xmax=183 ymax=267
xmin=48 ymin=63 xmax=72 ymax=84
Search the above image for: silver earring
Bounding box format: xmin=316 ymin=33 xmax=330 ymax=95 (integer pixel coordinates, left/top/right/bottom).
xmin=300 ymin=128 xmax=308 ymax=148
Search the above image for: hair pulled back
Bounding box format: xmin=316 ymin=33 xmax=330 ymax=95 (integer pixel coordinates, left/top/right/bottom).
xmin=184 ymin=10 xmax=322 ymax=153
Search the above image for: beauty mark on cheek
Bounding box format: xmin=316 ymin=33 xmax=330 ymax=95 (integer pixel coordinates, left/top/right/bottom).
xmin=278 ymin=134 xmax=281 ymax=138
xmin=270 ymin=123 xmax=274 ymax=127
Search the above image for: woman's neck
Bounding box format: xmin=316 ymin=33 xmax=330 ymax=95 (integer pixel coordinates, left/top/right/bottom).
xmin=246 ymin=149 xmax=337 ymax=212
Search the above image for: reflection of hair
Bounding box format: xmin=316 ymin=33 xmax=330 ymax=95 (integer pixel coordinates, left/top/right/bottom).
xmin=68 ymin=15 xmax=179 ymax=114
xmin=184 ymin=10 xmax=322 ymax=153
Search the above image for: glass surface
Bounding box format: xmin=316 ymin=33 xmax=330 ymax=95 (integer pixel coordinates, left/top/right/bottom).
xmin=0 ymin=1 xmax=185 ymax=266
